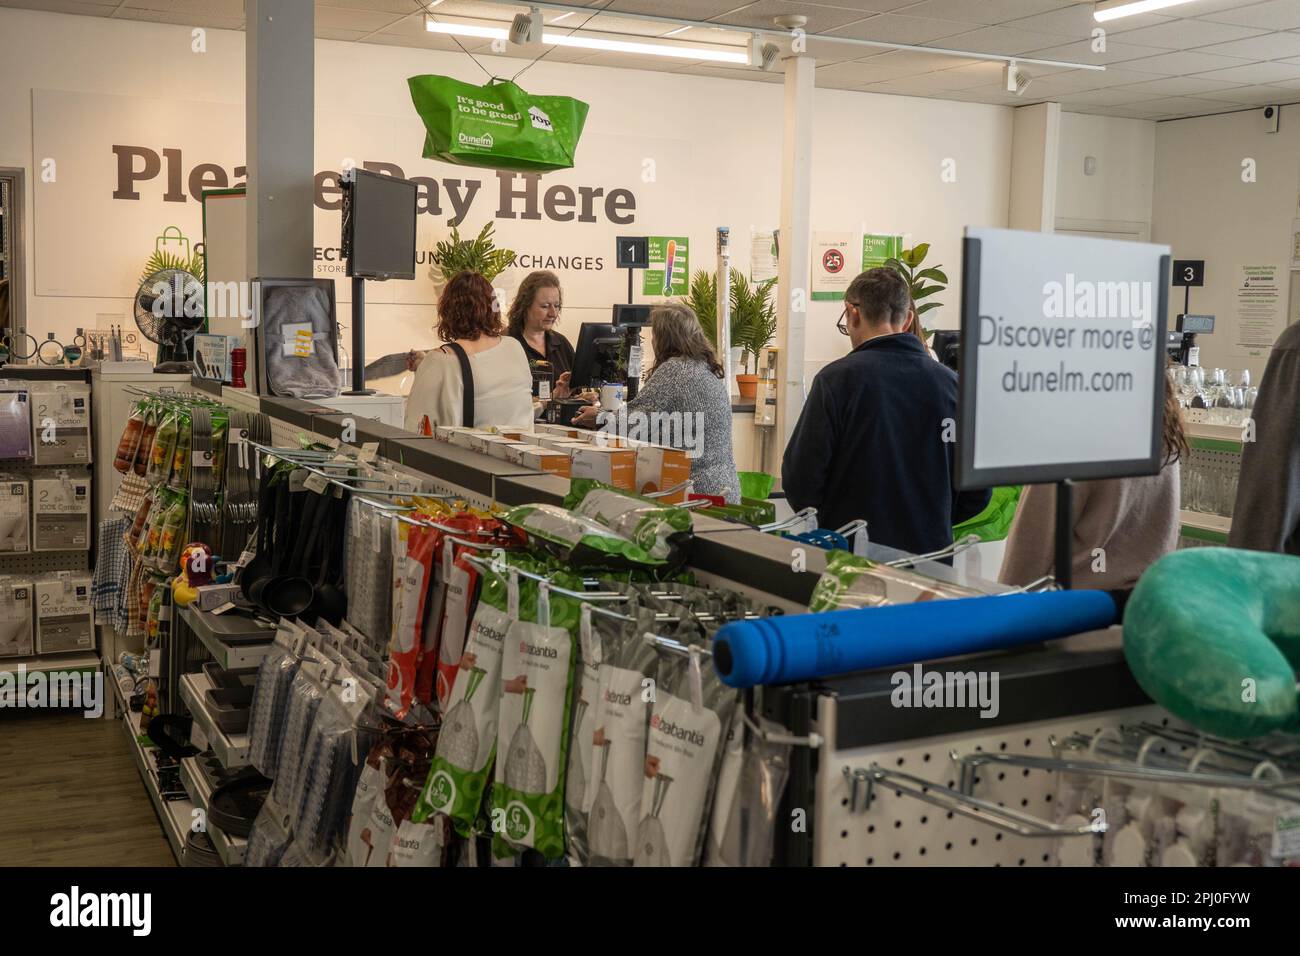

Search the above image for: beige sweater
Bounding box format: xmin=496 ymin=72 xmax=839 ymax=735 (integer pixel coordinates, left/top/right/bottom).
xmin=999 ymin=461 xmax=1181 ymax=590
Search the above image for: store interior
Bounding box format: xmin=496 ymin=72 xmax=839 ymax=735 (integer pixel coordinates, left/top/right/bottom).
xmin=0 ymin=0 xmax=1298 ymax=872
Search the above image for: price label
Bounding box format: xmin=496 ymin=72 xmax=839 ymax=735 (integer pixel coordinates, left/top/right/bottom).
xmin=237 ymin=550 xmax=256 ymax=568
xmin=628 ymin=345 xmax=643 ymax=379
xmin=189 ymin=719 xmax=209 ymax=753
xmin=192 ymin=450 xmax=214 ymax=469
xmin=304 ymin=472 xmax=330 ymax=495
xmin=1274 ymin=813 xmax=1300 ymax=859
xmin=211 ymin=602 xmax=237 ymax=616
xmin=360 ymin=442 xmax=380 ymax=463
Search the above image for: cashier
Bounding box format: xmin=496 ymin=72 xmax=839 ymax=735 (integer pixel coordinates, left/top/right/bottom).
xmin=507 ymin=270 xmax=577 ymax=399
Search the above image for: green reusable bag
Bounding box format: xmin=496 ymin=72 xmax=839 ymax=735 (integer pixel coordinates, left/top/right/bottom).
xmin=952 ymin=484 xmax=1022 ymax=543
xmin=406 ymin=75 xmax=590 ymax=172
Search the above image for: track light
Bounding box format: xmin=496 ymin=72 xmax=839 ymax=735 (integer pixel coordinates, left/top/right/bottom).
xmin=749 ymin=33 xmax=780 ymax=71
xmin=1094 ymin=0 xmax=1198 ymax=22
xmin=1003 ymin=60 xmax=1031 ymax=96
xmin=510 ymin=7 xmax=542 ymax=46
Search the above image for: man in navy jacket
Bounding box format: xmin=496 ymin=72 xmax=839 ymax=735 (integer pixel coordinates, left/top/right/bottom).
xmin=782 ymin=268 xmax=990 ymax=557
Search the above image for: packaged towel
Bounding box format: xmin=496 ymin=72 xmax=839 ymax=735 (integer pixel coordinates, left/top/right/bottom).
xmin=262 ymin=284 xmax=341 ymax=399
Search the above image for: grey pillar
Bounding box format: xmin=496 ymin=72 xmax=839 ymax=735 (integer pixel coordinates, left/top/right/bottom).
xmin=246 ymin=0 xmax=314 ymax=279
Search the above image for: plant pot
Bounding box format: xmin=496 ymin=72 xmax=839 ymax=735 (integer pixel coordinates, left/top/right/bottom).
xmin=736 ymin=375 xmax=759 ymax=401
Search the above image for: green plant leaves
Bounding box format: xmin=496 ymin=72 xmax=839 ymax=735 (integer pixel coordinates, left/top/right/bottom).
xmin=687 ymin=269 xmax=718 ymax=343
xmin=886 ymin=243 xmax=945 ymax=338
xmin=915 ymin=301 xmax=943 ymax=315
xmin=917 ymin=267 xmax=948 ymax=284
xmin=431 ymin=221 xmax=516 ymax=283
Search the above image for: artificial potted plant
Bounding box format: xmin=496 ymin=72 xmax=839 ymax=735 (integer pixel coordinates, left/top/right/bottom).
xmin=730 ymin=271 xmax=777 ymax=401
xmin=884 ymin=243 xmax=947 ymax=339
xmin=429 ymin=222 xmax=516 ymax=300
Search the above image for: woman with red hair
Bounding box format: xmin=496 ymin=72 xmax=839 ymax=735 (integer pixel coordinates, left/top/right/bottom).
xmin=403 ymin=271 xmax=533 ymax=433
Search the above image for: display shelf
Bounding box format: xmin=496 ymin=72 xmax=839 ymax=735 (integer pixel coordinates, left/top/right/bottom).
xmin=179 ymin=671 xmax=250 ymax=768
xmin=3 ymin=652 xmax=99 ymax=672
xmin=1179 ymin=508 xmax=1232 ymax=536
xmin=121 ymin=705 xmax=191 ymax=866
xmin=179 ymin=756 xmax=246 ymax=866
xmin=179 ymin=605 xmax=275 ymax=669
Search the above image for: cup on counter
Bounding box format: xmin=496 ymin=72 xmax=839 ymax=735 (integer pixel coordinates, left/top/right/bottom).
xmin=600 ymin=383 xmax=625 ymax=412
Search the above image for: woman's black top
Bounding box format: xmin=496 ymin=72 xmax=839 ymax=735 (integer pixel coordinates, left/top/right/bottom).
xmin=515 ymin=329 xmax=575 ymax=378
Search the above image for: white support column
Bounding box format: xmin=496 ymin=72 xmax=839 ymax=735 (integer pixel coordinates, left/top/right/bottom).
xmin=775 ymin=53 xmax=815 ymax=465
xmin=246 ymin=0 xmax=315 ymax=279
xmin=1008 ymin=101 xmax=1061 ymax=233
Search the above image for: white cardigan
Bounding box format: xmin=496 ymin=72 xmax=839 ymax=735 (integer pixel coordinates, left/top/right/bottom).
xmin=403 ymin=336 xmax=534 ymax=433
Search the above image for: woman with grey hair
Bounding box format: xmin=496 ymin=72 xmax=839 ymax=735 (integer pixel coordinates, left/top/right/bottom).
xmin=575 ymin=302 xmax=741 ymax=503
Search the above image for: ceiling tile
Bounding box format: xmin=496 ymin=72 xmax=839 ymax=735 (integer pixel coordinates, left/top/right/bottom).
xmin=669 ymin=63 xmax=785 ymax=83
xmin=1196 ymin=82 xmax=1300 ymax=103
xmin=1022 ymin=37 xmax=1171 ymax=65
xmin=123 ymin=0 xmax=243 ymax=14
xmin=1122 ymin=49 xmax=1254 ymax=74
xmin=1114 ymin=74 xmax=1247 ymax=95
xmin=1108 ymin=18 xmax=1267 ymax=50
xmin=1192 ymin=59 xmax=1300 ymax=83
xmin=882 ymin=0 xmax=1073 ymax=26
xmin=1138 ymin=94 xmax=1241 ymax=115
xmin=604 ymin=0 xmax=752 ymax=18
xmin=317 ymin=27 xmax=373 ymax=40
xmin=112 ymin=5 xmax=244 ymax=29
xmin=703 ymin=0 xmax=872 ymax=33
xmin=0 ymin=0 xmax=123 ymax=13
xmin=1006 ymin=5 xmax=1174 ymax=36
xmin=942 ymin=87 xmax=1041 ymax=105
xmin=1197 ymin=0 xmax=1300 ymax=31
xmin=315 ymin=6 xmax=404 ymax=32
xmin=317 ymin=0 xmax=414 ymax=13
xmin=1051 ymin=87 xmax=1168 ymax=105
xmin=814 ymin=50 xmax=967 ymax=85
xmin=827 ymin=13 xmax=977 ymax=45
xmin=1197 ymin=31 xmax=1300 ymax=60
xmin=933 ymin=24 xmax=1079 ymax=55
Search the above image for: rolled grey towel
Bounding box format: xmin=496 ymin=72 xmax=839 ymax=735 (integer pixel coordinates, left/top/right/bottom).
xmin=364 ymin=352 xmax=412 ymax=380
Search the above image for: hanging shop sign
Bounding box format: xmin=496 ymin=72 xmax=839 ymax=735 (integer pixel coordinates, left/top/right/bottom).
xmin=957 ymin=226 xmax=1170 ymax=488
xmin=407 ymin=76 xmax=590 ymax=173
xmin=641 ymin=237 xmax=689 ymax=297
xmin=811 ymin=231 xmax=854 ymax=301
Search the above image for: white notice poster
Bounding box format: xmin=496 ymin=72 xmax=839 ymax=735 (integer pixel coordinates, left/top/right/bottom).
xmin=1233 ymin=264 xmax=1284 ymax=360
xmin=750 ymin=229 xmax=778 ymax=282
xmin=811 ymin=231 xmax=854 ymax=301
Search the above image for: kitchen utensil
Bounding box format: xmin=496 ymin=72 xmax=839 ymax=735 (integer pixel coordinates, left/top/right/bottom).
xmin=241 ymin=466 xmax=279 ymax=605
xmin=565 ymin=697 xmax=589 ymax=811
xmin=504 ymin=686 xmax=547 ymax=793
xmin=306 ymin=494 xmax=348 ymax=625
xmin=440 ymin=666 xmax=486 ymax=770
xmin=633 ymin=772 xmax=673 ymax=866
xmin=588 ymin=739 xmax=629 ymax=863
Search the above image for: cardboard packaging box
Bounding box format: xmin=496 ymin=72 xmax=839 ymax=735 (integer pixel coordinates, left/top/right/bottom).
xmin=434 ymin=425 xmax=478 ymax=444
xmin=536 ymin=436 xmax=592 ymax=454
xmin=487 ymin=441 xmax=532 ymax=462
xmin=448 ymin=429 xmax=490 ymax=451
xmin=32 ymin=476 xmax=91 ymax=551
xmin=570 ymin=446 xmax=636 ymax=489
xmin=468 ymin=433 xmax=519 ymax=457
xmin=0 ymin=479 xmax=29 ymax=553
xmin=634 ymin=446 xmax=693 ymax=502
xmin=31 ymin=382 xmax=92 ymax=465
xmin=505 ymin=444 xmax=571 ymax=477
xmin=35 ymin=574 xmax=95 ymax=654
xmin=195 ymin=583 xmax=242 ymax=612
xmin=0 ymin=578 xmax=35 ymax=658
xmin=533 ymin=423 xmax=583 ymax=440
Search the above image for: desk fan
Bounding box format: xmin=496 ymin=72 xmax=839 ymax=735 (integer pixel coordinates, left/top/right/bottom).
xmin=134 ymin=268 xmax=204 ymax=370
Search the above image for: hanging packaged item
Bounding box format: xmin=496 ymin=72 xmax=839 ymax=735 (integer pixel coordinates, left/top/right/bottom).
xmin=808 ymin=550 xmax=984 ymax=611
xmin=132 ymin=403 xmax=159 ymax=477
xmin=386 ymin=519 xmax=439 ymax=721
xmin=344 ymin=499 xmax=393 ymax=649
xmin=0 ymin=478 xmax=29 ymax=553
xmin=114 ymin=401 xmax=147 ymax=474
xmin=434 ymin=548 xmax=481 ymax=711
xmin=566 ymin=479 xmax=694 ymax=565
xmin=145 ymin=406 xmax=179 ymax=485
xmin=30 ymin=382 xmax=92 ymax=465
xmin=34 ymin=573 xmax=95 ymax=654
xmin=256 ymin=280 xmax=342 ymax=400
xmin=32 ymin=476 xmax=91 ymax=552
xmin=0 ymin=383 xmax=32 ymax=460
xmin=0 ymin=578 xmax=35 ymax=659
xmin=414 ymin=558 xmax=521 ymax=837
xmin=505 ymin=503 xmax=667 ymax=568
xmin=703 ymin=713 xmax=791 ymax=867
xmin=406 ymin=75 xmax=589 ymax=173
xmin=634 ymin=643 xmax=739 ymax=867
xmin=491 ymin=576 xmax=581 ymax=861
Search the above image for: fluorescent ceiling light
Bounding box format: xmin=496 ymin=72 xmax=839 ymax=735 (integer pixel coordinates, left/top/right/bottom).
xmin=664 ymin=25 xmax=690 ymax=37
xmin=1094 ymin=0 xmax=1197 ymax=22
xmin=551 ymin=11 xmax=573 ymax=22
xmin=426 ymin=16 xmax=748 ymax=63
xmin=543 ymin=32 xmax=747 ymax=63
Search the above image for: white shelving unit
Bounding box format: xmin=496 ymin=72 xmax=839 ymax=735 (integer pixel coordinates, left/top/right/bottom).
xmin=118 ymin=690 xmax=194 ymax=866
xmin=179 ymin=756 xmax=247 ymax=866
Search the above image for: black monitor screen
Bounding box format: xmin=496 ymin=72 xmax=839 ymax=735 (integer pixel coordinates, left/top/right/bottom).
xmin=345 ymin=169 xmax=417 ymax=280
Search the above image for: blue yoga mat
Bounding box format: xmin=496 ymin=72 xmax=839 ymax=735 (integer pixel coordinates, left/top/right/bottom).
xmin=713 ymin=590 xmax=1119 ymax=688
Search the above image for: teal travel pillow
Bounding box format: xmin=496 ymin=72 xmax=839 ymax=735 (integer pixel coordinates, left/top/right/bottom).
xmin=1124 ymin=547 xmax=1300 ymax=740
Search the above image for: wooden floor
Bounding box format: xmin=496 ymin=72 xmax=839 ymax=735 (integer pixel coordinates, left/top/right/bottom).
xmin=0 ymin=711 xmax=175 ymax=866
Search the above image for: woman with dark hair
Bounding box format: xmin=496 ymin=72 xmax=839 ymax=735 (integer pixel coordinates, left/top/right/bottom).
xmin=403 ymin=271 xmax=533 ymax=433
xmin=999 ymin=370 xmax=1188 ymax=590
xmin=574 ymin=302 xmax=740 ymax=502
xmin=506 ymin=270 xmax=579 ymax=400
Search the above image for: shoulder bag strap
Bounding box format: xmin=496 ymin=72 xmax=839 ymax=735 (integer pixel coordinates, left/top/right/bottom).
xmin=442 ymin=342 xmax=475 ymax=427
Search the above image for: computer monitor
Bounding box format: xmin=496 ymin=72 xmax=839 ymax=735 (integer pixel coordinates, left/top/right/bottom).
xmin=343 ymin=168 xmax=417 ymax=280
xmin=613 ymin=303 xmax=651 ymax=327
xmin=570 ymin=322 xmax=623 ymax=390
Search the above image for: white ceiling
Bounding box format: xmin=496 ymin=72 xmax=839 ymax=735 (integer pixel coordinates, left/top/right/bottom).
xmin=8 ymin=0 xmax=1300 ymax=119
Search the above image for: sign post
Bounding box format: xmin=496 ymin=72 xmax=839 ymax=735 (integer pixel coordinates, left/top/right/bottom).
xmin=957 ymin=227 xmax=1171 ymax=589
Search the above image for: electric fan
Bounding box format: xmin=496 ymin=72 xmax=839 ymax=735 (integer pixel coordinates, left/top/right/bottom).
xmin=134 ymin=268 xmax=204 ymax=369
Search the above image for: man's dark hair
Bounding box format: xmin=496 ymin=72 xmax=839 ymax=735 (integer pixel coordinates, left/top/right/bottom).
xmin=845 ymin=268 xmax=911 ymax=326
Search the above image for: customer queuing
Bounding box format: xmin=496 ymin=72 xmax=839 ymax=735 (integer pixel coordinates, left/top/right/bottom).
xmin=403 ymin=271 xmax=533 ymax=433
xmin=1229 ymin=321 xmax=1300 ymax=555
xmin=575 ymin=302 xmax=740 ymax=503
xmin=1000 ymin=375 xmax=1186 ymax=590
xmin=782 ymin=268 xmax=989 ymax=555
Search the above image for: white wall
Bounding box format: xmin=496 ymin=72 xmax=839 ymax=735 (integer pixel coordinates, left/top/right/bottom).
xmin=1057 ymin=112 xmax=1155 ymax=229
xmin=1153 ymin=105 xmax=1297 ymax=380
xmin=1 ymin=7 xmax=1012 ymax=385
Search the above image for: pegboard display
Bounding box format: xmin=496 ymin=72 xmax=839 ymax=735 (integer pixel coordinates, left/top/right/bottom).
xmin=0 ymin=459 xmax=91 ymax=575
xmin=814 ymin=700 xmax=1172 ymax=867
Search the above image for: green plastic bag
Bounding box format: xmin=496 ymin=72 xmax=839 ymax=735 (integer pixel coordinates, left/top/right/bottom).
xmin=952 ymin=485 xmax=1022 ymax=543
xmin=407 ymin=75 xmax=590 ymax=172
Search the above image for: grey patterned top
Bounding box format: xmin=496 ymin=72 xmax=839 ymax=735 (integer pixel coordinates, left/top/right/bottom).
xmin=626 ymin=356 xmax=741 ymax=503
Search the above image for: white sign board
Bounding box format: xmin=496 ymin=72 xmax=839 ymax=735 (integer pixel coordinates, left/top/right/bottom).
xmin=958 ymin=227 xmax=1169 ymax=488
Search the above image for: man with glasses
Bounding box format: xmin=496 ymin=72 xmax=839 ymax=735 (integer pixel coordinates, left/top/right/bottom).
xmin=782 ymin=267 xmax=989 ymax=557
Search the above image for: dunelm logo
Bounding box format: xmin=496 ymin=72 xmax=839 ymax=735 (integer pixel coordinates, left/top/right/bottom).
xmin=458 ymin=130 xmax=494 ymax=149
xmin=519 ymin=640 xmax=557 ymax=659
xmin=651 ymin=713 xmax=706 ymax=747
